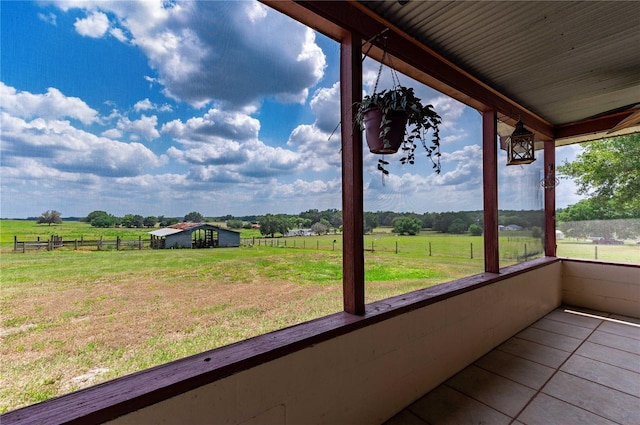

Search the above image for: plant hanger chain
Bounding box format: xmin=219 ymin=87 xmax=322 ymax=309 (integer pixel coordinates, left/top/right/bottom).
xmin=365 ymin=29 xmax=401 ymax=95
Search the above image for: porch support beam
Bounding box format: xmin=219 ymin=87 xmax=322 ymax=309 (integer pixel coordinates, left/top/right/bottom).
xmin=340 ymin=31 xmax=365 ymax=315
xmin=482 ymin=110 xmax=499 ymax=273
xmin=544 ymin=141 xmax=557 ymax=256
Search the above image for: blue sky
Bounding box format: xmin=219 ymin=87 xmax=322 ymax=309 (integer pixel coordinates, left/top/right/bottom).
xmin=0 ymin=1 xmax=583 ymax=219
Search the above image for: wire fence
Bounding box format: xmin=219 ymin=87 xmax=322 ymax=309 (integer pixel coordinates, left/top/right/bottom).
xmin=242 ymin=235 xmax=544 ymax=262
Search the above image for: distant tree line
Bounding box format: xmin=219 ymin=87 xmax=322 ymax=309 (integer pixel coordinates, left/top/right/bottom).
xmin=40 ymin=208 xmax=547 ymax=236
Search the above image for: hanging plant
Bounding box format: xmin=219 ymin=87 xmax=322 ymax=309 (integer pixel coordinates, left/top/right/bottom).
xmin=355 ymin=85 xmax=442 ymax=175
xmin=355 ymin=37 xmax=442 ymax=176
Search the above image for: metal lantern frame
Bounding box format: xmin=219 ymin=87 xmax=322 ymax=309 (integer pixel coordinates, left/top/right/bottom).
xmin=506 ymin=120 xmax=536 ymax=165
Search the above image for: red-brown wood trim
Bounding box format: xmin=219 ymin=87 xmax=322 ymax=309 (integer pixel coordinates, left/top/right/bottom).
xmin=340 ymin=31 xmax=365 ymax=315
xmin=260 ymin=0 xmax=347 ymax=42
xmin=554 ymin=110 xmax=636 ymax=140
xmin=1 ymin=257 xmax=560 ymax=425
xmin=482 ymin=110 xmax=499 ymax=273
xmin=544 ymin=141 xmax=557 ymax=257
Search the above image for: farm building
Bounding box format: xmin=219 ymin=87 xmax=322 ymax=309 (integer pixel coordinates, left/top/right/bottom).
xmin=149 ymin=223 xmax=240 ymax=249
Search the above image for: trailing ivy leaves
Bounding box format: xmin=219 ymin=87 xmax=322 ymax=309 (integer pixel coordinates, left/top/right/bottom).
xmin=355 ymin=86 xmax=442 ymax=176
xmin=377 ymin=159 xmax=390 ymax=175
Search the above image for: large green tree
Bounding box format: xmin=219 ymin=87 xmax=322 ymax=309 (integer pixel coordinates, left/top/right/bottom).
xmin=258 ymin=214 xmax=290 ymax=237
xmin=558 ymin=134 xmax=640 ymax=210
xmin=184 ymin=211 xmax=204 ymax=222
xmin=37 ymin=210 xmax=62 ymax=226
xmin=392 ymin=217 xmax=422 ymax=235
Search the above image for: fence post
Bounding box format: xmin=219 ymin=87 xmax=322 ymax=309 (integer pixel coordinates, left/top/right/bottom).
xmin=139 ymin=236 xmax=142 ymax=250
xmin=116 ymin=236 xmax=121 ymax=250
xmin=429 ymin=242 xmax=432 ymax=256
xmin=98 ymin=236 xmax=103 ymax=251
xmin=37 ymin=236 xmax=41 ymax=251
xmin=524 ymin=244 xmax=527 ymax=259
xmin=75 ymin=239 xmax=78 ymax=250
xmin=595 ymin=246 xmax=598 ymax=260
xmin=470 ymin=242 xmax=473 ymax=259
xmin=333 ymin=240 xmax=336 ymax=251
xmin=14 ymin=236 xmax=17 ymax=251
xmin=395 ymin=241 xmax=398 ymax=254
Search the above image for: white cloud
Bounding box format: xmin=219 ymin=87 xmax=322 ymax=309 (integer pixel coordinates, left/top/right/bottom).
xmin=309 ymin=82 xmax=341 ymax=134
xmin=101 ymin=128 xmax=122 ymax=139
xmin=132 ymin=99 xmax=174 ymax=114
xmin=1 ymin=111 xmax=165 ymax=178
xmin=109 ymin=27 xmax=128 ymax=42
xmin=38 ymin=12 xmax=57 ymax=25
xmin=74 ymin=11 xmax=110 ymax=38
xmin=162 ymin=108 xmax=260 ymax=145
xmin=117 ymin=115 xmax=160 ymax=141
xmin=51 ymin=1 xmax=326 ymax=109
xmin=0 ymin=83 xmax=98 ymax=125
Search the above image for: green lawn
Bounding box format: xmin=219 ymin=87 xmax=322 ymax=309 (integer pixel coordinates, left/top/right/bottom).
xmin=557 ymin=239 xmax=640 ymax=263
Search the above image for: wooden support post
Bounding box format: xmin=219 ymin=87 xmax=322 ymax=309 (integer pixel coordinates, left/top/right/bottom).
xmin=340 ymin=31 xmax=365 ymax=315
xmin=482 ymin=110 xmax=499 ymax=273
xmin=544 ymin=140 xmax=557 ymax=257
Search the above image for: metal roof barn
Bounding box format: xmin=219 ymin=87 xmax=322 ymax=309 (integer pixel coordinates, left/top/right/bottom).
xmin=149 ymin=223 xmax=240 ymax=249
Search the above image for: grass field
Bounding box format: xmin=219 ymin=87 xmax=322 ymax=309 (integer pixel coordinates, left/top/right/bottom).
xmin=1 ymin=220 xmax=637 ymax=412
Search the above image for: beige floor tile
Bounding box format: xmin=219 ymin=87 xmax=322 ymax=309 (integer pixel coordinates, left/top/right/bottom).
xmin=445 ymin=365 xmax=536 ymax=417
xmin=542 ymin=371 xmax=640 ymax=425
xmin=498 ymin=337 xmax=571 ymax=368
xmin=474 ymin=350 xmax=554 ymax=390
xmin=589 ymin=330 xmax=640 ymax=355
xmin=599 ymin=320 xmax=640 ymax=341
xmin=516 ymin=326 xmax=583 ymax=352
xmin=545 ymin=309 xmax=604 ymax=329
xmin=561 ymin=355 xmax=640 ymax=396
xmin=517 ymin=393 xmax=619 ymax=425
xmin=530 ymin=318 xmax=593 ymax=339
xmin=408 ymin=385 xmax=511 ymax=425
xmin=576 ymin=341 xmax=640 ymax=373
xmin=610 ymin=314 xmax=640 ymax=325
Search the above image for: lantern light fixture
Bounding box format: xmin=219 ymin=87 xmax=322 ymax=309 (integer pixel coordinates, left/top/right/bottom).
xmin=507 ymin=120 xmax=536 ymax=165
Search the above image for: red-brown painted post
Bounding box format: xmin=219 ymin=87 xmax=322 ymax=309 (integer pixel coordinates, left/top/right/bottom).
xmin=482 ymin=110 xmax=499 ymax=273
xmin=544 ymin=140 xmax=557 ymax=256
xmin=340 ymin=31 xmax=365 ymax=315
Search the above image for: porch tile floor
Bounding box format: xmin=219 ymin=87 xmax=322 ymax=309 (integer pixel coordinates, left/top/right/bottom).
xmin=384 ymin=306 xmax=640 ymax=425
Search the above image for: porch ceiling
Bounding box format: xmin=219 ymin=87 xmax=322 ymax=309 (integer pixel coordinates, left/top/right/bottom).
xmin=265 ymin=1 xmax=640 ymax=145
